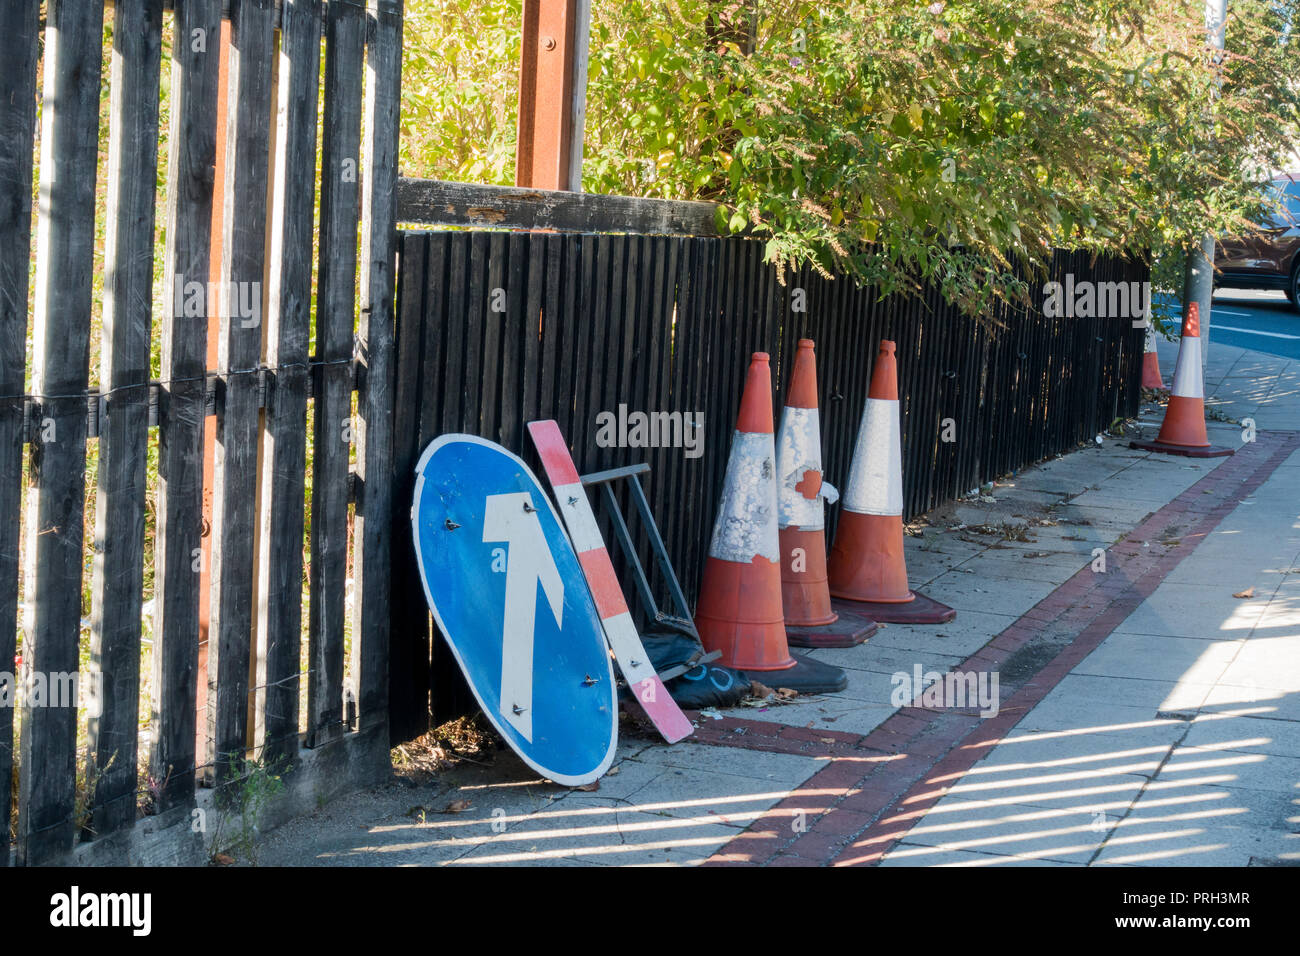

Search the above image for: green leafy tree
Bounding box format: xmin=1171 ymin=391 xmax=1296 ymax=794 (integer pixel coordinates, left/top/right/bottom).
xmin=401 ymin=0 xmax=1300 ymax=318
xmin=401 ymin=0 xmax=522 ymax=184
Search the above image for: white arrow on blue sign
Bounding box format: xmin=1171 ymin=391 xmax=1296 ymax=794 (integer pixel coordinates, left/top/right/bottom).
xmin=411 ymin=434 xmax=617 ymax=786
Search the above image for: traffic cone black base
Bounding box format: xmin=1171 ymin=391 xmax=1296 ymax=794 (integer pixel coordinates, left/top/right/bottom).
xmin=832 ymin=592 xmax=955 ymax=625
xmin=1129 ymin=437 xmax=1233 ymax=458
xmin=740 ymin=654 xmax=848 ymax=695
xmin=785 ymin=609 xmax=878 ymax=649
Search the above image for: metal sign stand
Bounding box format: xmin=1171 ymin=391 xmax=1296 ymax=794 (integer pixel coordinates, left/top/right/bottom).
xmin=579 ymin=463 xmax=720 ymax=682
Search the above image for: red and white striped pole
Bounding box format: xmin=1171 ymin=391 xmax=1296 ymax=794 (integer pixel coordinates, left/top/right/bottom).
xmin=528 ymin=420 xmax=693 ymax=743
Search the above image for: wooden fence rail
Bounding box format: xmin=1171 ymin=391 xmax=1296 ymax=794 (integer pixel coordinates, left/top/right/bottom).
xmin=1 ymin=0 xmax=402 ymax=866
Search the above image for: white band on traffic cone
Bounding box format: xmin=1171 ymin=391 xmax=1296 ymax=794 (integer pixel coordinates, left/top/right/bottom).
xmin=1169 ymin=334 xmax=1203 ymax=399
xmin=843 ymin=398 xmax=903 ymax=516
xmin=776 ymin=406 xmax=838 ymax=531
xmin=1144 ymin=325 xmax=1158 ymax=354
xmin=707 ymin=430 xmax=780 ymax=563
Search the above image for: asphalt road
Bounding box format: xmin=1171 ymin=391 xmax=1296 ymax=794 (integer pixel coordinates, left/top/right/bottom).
xmin=1204 ymin=289 xmax=1300 ymax=361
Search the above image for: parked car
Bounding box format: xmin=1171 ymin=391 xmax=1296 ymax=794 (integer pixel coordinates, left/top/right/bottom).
xmin=1214 ymin=173 xmax=1300 ymax=311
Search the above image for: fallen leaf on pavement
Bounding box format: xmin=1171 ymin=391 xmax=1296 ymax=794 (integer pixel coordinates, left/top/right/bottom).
xmin=213 ymin=853 xmax=235 ymax=866
xmin=442 ymin=799 xmax=472 ymax=813
xmin=1233 ymin=587 xmax=1254 ymax=599
xmin=576 ymin=781 xmax=599 ymax=792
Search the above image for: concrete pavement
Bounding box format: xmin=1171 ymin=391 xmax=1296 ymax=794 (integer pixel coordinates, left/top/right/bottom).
xmin=253 ymin=337 xmax=1299 ymax=867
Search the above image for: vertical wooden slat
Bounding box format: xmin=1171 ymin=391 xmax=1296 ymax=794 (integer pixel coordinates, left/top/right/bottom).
xmin=429 ymin=233 xmax=475 ymax=725
xmin=569 ymin=234 xmax=597 ymax=451
xmin=353 ymin=0 xmax=403 ymax=739
xmin=520 ymin=232 xmax=546 ymax=439
xmin=438 ymin=235 xmax=467 ymax=438
xmin=256 ymin=0 xmax=321 ymax=765
xmin=662 ymin=239 xmax=693 ymax=582
xmin=0 ymin=1 xmax=42 ymax=868
xmin=207 ymin=0 xmax=276 ymax=787
xmin=554 ymin=235 xmax=582 ymax=441
xmin=19 ymin=0 xmax=106 ymax=865
xmin=463 ymin=232 xmax=489 ymax=435
xmin=153 ymin=0 xmax=222 ymax=815
xmin=480 ymin=233 xmax=506 ymax=440
xmin=387 ymin=231 xmax=432 ymax=743
xmin=500 ymin=232 xmax=527 ymax=447
xmin=309 ymin=0 xmax=365 ymax=747
xmin=539 ymin=235 xmax=563 ymax=427
xmin=88 ymin=0 xmax=164 ymax=838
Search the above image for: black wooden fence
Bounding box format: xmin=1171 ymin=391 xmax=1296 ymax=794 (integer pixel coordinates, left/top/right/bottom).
xmin=2 ymin=0 xmax=402 ymax=866
xmin=388 ymin=228 xmax=1147 ymax=740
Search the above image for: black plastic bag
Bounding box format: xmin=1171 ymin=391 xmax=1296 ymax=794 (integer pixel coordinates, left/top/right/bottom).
xmin=636 ymin=630 xmax=750 ymax=709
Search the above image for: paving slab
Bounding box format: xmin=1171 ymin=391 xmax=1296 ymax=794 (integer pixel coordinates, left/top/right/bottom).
xmin=451 ymin=803 xmax=742 ymax=866
xmin=923 ymin=570 xmax=1059 ymax=618
xmin=878 ymin=844 xmax=1080 ymax=866
xmin=1072 ymin=633 xmax=1243 ymax=683
xmin=886 ymin=798 xmax=1116 ymax=864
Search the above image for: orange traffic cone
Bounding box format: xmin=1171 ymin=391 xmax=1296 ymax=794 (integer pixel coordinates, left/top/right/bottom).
xmin=696 ymin=352 xmax=846 ymax=694
xmin=1141 ymin=323 xmax=1165 ymax=390
xmin=1130 ymin=303 xmax=1233 ymax=458
xmin=827 ymin=340 xmax=956 ymax=624
xmin=776 ymin=340 xmax=877 ymax=648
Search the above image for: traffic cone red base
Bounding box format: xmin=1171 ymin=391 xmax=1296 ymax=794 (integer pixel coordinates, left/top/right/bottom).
xmin=1141 ymin=325 xmax=1165 ymax=389
xmin=779 ymin=527 xmax=838 ymax=627
xmin=831 ymin=592 xmax=956 ymax=625
xmin=785 ymin=609 xmax=878 ymax=649
xmin=696 ymin=557 xmax=794 ymax=672
xmin=1141 ymin=357 xmax=1166 ymax=390
xmin=1129 ymin=438 xmax=1234 ymax=458
xmin=827 ymin=512 xmax=913 ymax=603
xmin=740 ymin=654 xmax=848 ymax=695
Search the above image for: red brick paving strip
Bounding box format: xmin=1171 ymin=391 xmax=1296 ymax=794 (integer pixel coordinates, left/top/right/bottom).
xmin=694 ymin=430 xmax=1300 ymax=866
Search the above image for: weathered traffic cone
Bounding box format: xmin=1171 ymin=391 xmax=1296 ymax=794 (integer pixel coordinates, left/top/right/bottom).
xmin=777 ymin=340 xmax=877 ymax=648
xmin=1141 ymin=323 xmax=1165 ymax=390
xmin=827 ymin=340 xmax=956 ymax=624
xmin=1130 ymin=303 xmax=1233 ymax=458
xmin=696 ymin=352 xmax=846 ymax=694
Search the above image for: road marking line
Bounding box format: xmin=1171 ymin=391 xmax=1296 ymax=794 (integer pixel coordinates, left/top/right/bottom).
xmin=1211 ymin=324 xmax=1300 ymax=341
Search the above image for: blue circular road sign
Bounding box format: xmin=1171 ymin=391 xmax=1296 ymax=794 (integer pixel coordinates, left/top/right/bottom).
xmin=411 ymin=434 xmax=617 ymax=786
